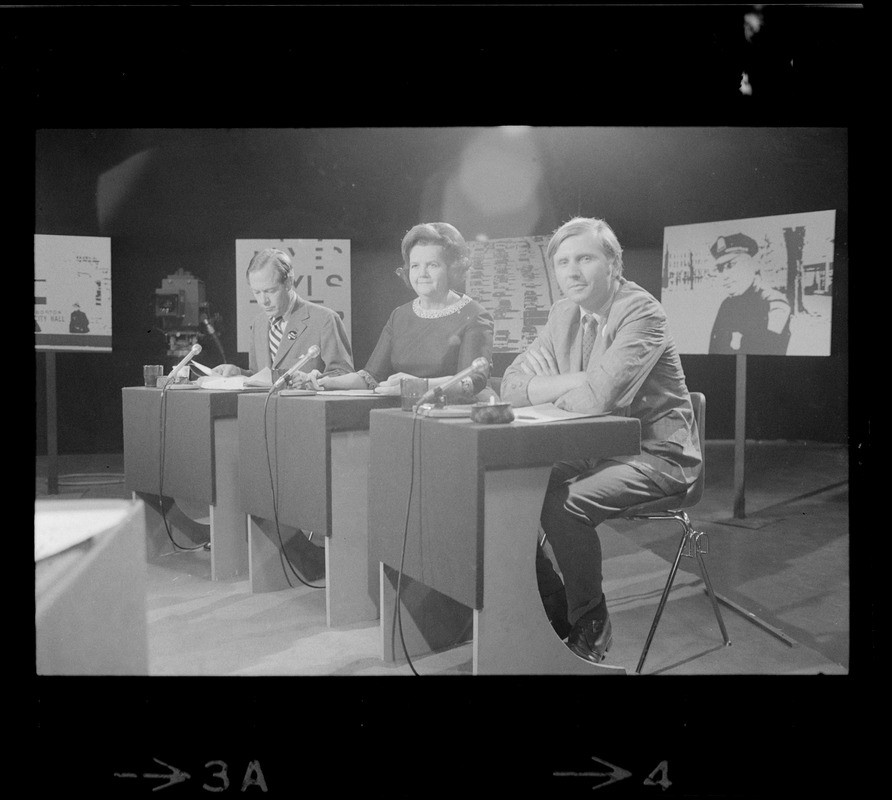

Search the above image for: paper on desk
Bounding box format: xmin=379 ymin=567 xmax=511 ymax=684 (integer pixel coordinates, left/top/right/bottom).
xmin=195 ymin=367 xmax=275 ymax=391
xmin=245 ymin=367 xmax=275 ymax=387
xmin=190 ymin=361 xmax=215 ymax=376
xmin=418 ymin=405 xmax=473 ymax=417
xmin=511 ymin=403 xmax=611 ymax=423
xmin=321 ymin=384 xmax=400 ymax=397
xmin=196 ymin=375 xmax=249 ymax=390
xmin=372 ymin=384 xmax=401 ymax=396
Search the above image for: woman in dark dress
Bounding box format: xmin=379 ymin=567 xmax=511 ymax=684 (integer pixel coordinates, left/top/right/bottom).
xmin=317 ymin=222 xmax=495 ymax=402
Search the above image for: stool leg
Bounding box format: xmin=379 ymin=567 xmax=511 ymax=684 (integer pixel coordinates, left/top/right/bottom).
xmin=694 ymin=533 xmax=731 ymax=646
xmin=637 ymin=518 xmax=690 ymax=674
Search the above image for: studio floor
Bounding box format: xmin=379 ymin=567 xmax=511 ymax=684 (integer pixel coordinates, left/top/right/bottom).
xmin=35 ymin=440 xmax=849 ymax=676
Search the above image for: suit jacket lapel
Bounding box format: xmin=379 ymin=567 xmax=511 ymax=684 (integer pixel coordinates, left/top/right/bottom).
xmin=274 ymin=301 xmax=309 ymax=368
xmin=254 ymin=317 xmax=272 ymax=370
xmin=556 ymin=303 xmax=583 ymax=372
xmin=580 ymin=281 xmax=623 ymax=367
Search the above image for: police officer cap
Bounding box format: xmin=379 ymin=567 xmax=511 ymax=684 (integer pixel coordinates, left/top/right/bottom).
xmin=710 ymin=233 xmax=758 ymax=261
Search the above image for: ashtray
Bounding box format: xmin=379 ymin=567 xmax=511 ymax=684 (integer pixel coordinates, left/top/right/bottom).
xmin=470 ymin=401 xmax=515 ymax=425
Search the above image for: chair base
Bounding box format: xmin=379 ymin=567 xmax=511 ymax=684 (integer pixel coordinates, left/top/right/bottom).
xmin=628 ymin=510 xmax=731 ymax=674
xmin=711 ymin=591 xmax=798 ymax=648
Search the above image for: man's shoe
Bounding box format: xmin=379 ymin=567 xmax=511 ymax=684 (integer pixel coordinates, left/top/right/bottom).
xmin=567 ymin=606 xmax=613 ymax=663
xmin=541 ymin=586 xmax=572 ymax=641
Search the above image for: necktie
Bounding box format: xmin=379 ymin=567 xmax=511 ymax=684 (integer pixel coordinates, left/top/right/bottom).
xmin=581 ymin=314 xmax=598 ymax=371
xmin=269 ymin=317 xmax=284 ymax=362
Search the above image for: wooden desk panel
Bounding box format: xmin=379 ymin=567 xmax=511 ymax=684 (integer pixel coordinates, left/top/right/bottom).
xmin=369 ymin=408 xmax=640 ymax=675
xmin=238 ymin=393 xmax=400 ymax=625
xmin=238 ymin=394 xmax=400 ymax=533
xmin=122 ymin=387 xmax=248 ymax=580
xmin=369 ymin=409 xmax=641 ymax=608
xmin=123 ymin=387 xmax=240 ymax=503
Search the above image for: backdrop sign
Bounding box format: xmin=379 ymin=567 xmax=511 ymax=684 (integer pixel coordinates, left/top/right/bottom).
xmin=234 ymin=239 xmax=351 ymax=355
xmin=661 ymin=211 xmax=836 ymax=356
xmin=34 ymin=234 xmax=113 ymax=352
xmin=467 ymin=235 xmax=561 ymax=354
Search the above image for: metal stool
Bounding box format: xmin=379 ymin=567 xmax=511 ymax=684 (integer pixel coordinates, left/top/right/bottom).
xmin=621 ymin=392 xmax=731 ymax=673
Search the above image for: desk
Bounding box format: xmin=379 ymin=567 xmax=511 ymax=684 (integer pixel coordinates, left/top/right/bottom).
xmin=368 ymin=409 xmax=641 ymax=675
xmin=238 ymin=393 xmax=400 ymax=625
xmin=122 ymin=387 xmax=249 ymax=581
xmin=36 ymin=499 xmax=148 ymax=675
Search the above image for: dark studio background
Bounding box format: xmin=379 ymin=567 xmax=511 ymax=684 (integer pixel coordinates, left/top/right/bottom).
xmin=34 ymin=124 xmax=849 ymax=454
xmin=21 ymin=5 xmax=861 ymax=457
xmin=20 ymin=4 xmax=873 ymax=797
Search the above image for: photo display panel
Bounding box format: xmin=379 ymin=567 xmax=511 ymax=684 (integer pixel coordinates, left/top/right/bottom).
xmin=661 ymin=211 xmax=836 ymax=356
xmin=35 ymin=234 xmax=113 ymax=352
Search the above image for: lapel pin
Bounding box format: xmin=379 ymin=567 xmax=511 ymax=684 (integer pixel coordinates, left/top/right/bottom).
xmin=287 ymin=330 xmax=298 ymax=340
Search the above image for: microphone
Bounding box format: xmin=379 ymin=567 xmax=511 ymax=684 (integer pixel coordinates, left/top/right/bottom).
xmin=272 ymin=344 xmax=321 ymax=390
xmin=416 ymin=357 xmax=489 ymax=406
xmin=167 ymin=344 xmax=202 ymax=383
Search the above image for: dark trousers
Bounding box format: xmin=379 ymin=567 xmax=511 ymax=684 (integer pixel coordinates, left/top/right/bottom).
xmin=538 ymin=458 xmax=667 ymax=626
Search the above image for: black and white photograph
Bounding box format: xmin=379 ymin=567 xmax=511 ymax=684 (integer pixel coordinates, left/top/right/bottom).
xmin=662 ymin=209 xmax=836 ymax=356
xmin=20 ymin=3 xmax=872 ymax=797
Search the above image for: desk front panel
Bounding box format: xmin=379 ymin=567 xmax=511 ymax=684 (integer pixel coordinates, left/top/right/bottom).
xmin=368 ymin=409 xmax=641 ymax=609
xmin=238 ymin=394 xmax=400 ymax=534
xmin=122 ymin=388 xmax=240 ymax=503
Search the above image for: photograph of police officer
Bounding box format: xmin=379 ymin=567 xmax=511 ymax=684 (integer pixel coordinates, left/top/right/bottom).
xmin=707 ymin=233 xmax=791 ymax=355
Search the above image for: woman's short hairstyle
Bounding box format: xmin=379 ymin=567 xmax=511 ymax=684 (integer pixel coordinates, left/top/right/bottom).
xmin=396 ymin=222 xmax=471 ymax=291
xmin=546 ymin=217 xmax=624 ymax=277
xmin=246 ymin=248 xmax=294 ymax=286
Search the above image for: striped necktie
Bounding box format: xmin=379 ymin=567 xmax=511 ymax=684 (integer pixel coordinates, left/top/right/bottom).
xmin=269 ymin=317 xmax=284 ymax=362
xmin=581 ymin=314 xmax=598 ymax=371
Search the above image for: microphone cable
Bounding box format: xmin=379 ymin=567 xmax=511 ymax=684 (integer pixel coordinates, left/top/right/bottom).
xmin=394 ymin=408 xmax=422 ymax=676
xmin=157 ymin=378 xmax=207 ymax=552
xmin=394 ymin=401 xmax=477 ymax=674
xmin=262 ymin=387 xmax=325 ymax=590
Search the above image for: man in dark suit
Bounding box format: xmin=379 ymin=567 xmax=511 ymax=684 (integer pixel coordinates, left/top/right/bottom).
xmin=707 ymin=233 xmax=792 ymax=355
xmin=69 ymin=303 xmax=89 ymax=333
xmin=213 ymin=248 xmax=354 ymax=382
xmin=501 ymin=217 xmax=701 ymax=664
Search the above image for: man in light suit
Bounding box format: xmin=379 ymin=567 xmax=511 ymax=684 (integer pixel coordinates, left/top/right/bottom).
xmin=500 ymin=217 xmax=701 ymax=664
xmin=213 ymin=248 xmax=354 ymax=382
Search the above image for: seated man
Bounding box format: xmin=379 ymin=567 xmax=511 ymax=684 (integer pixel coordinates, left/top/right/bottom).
xmin=500 ymin=217 xmax=701 ymax=663
xmin=213 ymin=247 xmax=354 ymax=383
xmin=214 ymin=247 xmax=354 ymax=581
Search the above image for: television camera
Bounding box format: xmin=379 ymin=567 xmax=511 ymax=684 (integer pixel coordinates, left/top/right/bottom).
xmin=154 ymin=269 xmax=225 ymax=363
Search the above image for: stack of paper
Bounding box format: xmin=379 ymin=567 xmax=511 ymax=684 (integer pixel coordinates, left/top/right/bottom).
xmin=371 ymin=384 xmax=401 ymax=396
xmin=511 ymin=404 xmax=610 ymax=423
xmin=195 ymin=367 xmax=276 ymax=391
xmin=316 ymin=385 xmax=399 ymax=397
xmin=417 ymin=405 xmax=473 ymax=418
